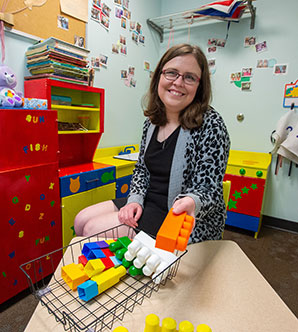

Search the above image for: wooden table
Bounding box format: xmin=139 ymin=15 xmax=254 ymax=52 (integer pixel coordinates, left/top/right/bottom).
xmin=24 ymin=239 xmax=298 ymax=332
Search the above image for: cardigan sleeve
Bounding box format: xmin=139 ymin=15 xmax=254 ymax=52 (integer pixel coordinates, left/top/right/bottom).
xmin=177 ymin=109 xmax=230 ymax=218
xmin=126 ymin=118 xmax=151 ymax=208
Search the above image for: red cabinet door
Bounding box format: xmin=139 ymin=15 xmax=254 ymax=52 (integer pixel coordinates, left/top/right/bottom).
xmin=0 ymin=162 xmax=62 ymax=304
xmin=0 ymin=109 xmax=58 ymax=171
xmin=224 ymin=174 xmax=265 ymax=217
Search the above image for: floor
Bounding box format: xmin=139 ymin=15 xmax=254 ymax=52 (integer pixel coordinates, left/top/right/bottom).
xmin=0 ymin=226 xmax=297 ymax=332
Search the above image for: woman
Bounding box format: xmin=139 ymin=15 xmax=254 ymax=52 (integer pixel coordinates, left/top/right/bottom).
xmin=74 ymin=43 xmax=230 ymax=243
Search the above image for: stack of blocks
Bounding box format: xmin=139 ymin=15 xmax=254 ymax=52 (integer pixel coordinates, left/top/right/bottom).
xmin=61 ymin=231 xmax=181 ymax=301
xmin=61 ymin=239 xmax=126 ymax=302
xmin=61 ymin=209 xmax=193 ymax=302
xmin=112 ymin=314 xmax=212 ymax=332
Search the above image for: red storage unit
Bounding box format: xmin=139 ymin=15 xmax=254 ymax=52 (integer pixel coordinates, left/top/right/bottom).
xmin=0 ymin=109 xmax=62 ymax=304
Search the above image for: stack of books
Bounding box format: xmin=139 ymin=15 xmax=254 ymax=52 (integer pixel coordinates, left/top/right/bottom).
xmin=25 ymin=37 xmax=90 ymax=85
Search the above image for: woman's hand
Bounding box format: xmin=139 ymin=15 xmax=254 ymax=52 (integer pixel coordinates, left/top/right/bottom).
xmin=172 ymin=196 xmax=195 ymax=218
xmin=118 ymin=202 xmax=142 ymax=228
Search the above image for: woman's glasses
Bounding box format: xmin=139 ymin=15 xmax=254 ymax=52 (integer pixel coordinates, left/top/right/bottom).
xmin=162 ymin=69 xmax=200 ymax=85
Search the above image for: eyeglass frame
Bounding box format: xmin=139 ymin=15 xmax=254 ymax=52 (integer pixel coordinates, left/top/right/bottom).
xmin=161 ymin=69 xmax=201 ymax=85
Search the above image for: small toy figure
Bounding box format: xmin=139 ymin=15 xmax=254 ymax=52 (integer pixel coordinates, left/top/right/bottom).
xmin=0 ymin=64 xmax=23 ymax=107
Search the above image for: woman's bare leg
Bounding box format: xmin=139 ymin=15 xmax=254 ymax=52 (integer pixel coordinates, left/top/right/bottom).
xmin=74 ymin=200 xmax=118 ymax=236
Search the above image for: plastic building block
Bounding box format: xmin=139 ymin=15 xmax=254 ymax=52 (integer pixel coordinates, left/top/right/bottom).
xmin=113 ymin=327 xmax=129 ymax=332
xmin=101 ymin=257 xmax=115 ymax=270
xmin=84 ymin=259 xmax=105 ymax=278
xmin=144 ymin=313 xmax=160 ymax=332
xmin=110 ymin=256 xmax=122 ymax=267
xmin=102 ymin=248 xmax=114 ymax=257
xmin=91 ymin=265 xmax=126 ymax=294
xmin=155 ymin=208 xmax=194 ymax=252
xmin=196 ymin=324 xmax=212 ymax=332
xmin=82 ymin=242 xmax=106 ymax=259
xmin=109 ymin=236 xmax=132 ymax=252
xmin=78 ymin=255 xmax=88 ymax=266
xmin=77 ymin=280 xmax=99 ymax=301
xmin=142 ymin=314 xmax=212 ymax=332
xmin=61 ymin=263 xmax=89 ymax=290
xmin=105 ymin=239 xmax=116 ymax=245
xmin=124 ymin=231 xmax=177 ymax=283
xmin=112 ymin=314 xmax=212 ymax=332
xmin=128 ymin=265 xmax=144 ymax=276
xmin=96 ymin=240 xmax=110 ymax=248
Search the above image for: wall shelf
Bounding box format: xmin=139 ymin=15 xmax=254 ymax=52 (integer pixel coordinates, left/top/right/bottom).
xmin=147 ymin=0 xmax=256 ymax=42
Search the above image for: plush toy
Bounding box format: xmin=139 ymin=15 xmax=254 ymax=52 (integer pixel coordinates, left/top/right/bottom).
xmin=0 ymin=64 xmax=23 ymax=107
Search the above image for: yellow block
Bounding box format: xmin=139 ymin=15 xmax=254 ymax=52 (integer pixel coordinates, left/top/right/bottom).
xmin=91 ymin=265 xmax=126 ymax=294
xmin=84 ymin=259 xmax=105 ymax=278
xmin=61 ymin=263 xmax=89 ymax=290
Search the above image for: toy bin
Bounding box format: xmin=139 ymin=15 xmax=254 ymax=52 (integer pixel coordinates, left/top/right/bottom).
xmin=20 ymin=225 xmax=186 ymax=332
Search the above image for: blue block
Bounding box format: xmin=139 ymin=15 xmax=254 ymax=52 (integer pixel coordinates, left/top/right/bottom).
xmin=82 ymin=242 xmax=100 ymax=258
xmin=110 ymin=256 xmax=122 ymax=267
xmin=88 ymin=248 xmax=106 ymax=259
xmin=78 ymin=280 xmax=99 ymax=301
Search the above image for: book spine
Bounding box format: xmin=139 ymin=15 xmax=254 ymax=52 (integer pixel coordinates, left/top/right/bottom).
xmin=54 ymin=41 xmax=89 ymax=58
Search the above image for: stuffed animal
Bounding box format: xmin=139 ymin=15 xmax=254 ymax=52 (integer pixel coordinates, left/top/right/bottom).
xmin=0 ymin=64 xmax=23 ymax=107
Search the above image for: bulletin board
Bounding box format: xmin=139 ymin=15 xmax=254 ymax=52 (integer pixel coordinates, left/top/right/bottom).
xmin=5 ymin=0 xmax=86 ymax=45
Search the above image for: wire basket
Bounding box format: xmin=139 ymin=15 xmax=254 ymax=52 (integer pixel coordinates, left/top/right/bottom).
xmin=20 ymin=224 xmax=187 ymax=332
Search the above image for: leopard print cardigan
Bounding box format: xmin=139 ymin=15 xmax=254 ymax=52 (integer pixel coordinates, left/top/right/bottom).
xmin=127 ymin=107 xmax=230 ymax=243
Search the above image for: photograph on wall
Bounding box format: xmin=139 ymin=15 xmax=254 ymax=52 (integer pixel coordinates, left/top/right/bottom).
xmin=122 ymin=0 xmax=129 ymax=9
xmin=120 ymin=45 xmax=127 ymax=55
xmin=99 ymin=54 xmax=108 ymax=67
xmin=244 ymin=36 xmax=256 ymax=47
xmin=121 ymin=16 xmax=127 ymax=29
xmin=207 ymin=38 xmax=217 ymax=46
xmin=230 ymin=72 xmax=241 ymax=82
xmin=91 ymin=57 xmax=100 ymax=70
xmin=144 ymin=61 xmax=150 ymax=71
xmin=255 ymin=41 xmax=268 ymax=53
xmin=241 ymin=82 xmax=251 ymax=91
xmin=130 ymin=21 xmax=136 ymax=31
xmin=101 ymin=13 xmax=110 ymax=30
xmin=216 ymin=39 xmax=226 ymax=48
xmin=139 ymin=35 xmax=145 ymax=45
xmin=123 ymin=8 xmax=131 ymax=20
xmin=57 ymin=15 xmax=69 ymax=30
xmin=242 ymin=67 xmax=253 ymax=77
xmin=91 ymin=6 xmax=100 ymax=22
xmin=274 ymin=64 xmax=288 ymax=75
xmin=74 ymin=35 xmax=84 ymax=47
xmin=207 ymin=46 xmax=217 ymax=54
xmin=121 ymin=70 xmax=128 ymax=79
xmin=136 ymin=22 xmax=142 ymax=34
xmin=283 ymin=79 xmax=298 ymax=108
xmin=129 ymin=66 xmax=135 ymax=75
xmin=112 ymin=44 xmax=119 ymax=54
xmin=102 ymin=3 xmax=111 ymax=17
xmin=132 ymin=31 xmax=138 ymax=44
xmin=115 ymin=7 xmax=123 ymax=18
xmin=257 ymin=59 xmax=268 ymax=68
xmin=120 ymin=35 xmax=126 ymax=45
xmin=93 ymin=0 xmax=102 ymax=8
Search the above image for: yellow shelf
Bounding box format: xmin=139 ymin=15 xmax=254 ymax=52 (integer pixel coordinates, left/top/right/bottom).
xmin=52 ymin=104 xmax=100 ymax=112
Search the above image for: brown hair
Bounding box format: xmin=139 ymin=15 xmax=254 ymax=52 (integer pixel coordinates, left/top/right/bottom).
xmin=143 ymin=43 xmax=212 ymax=129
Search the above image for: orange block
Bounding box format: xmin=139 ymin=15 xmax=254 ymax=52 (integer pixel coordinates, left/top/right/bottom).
xmin=155 ymin=208 xmax=194 ymax=252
